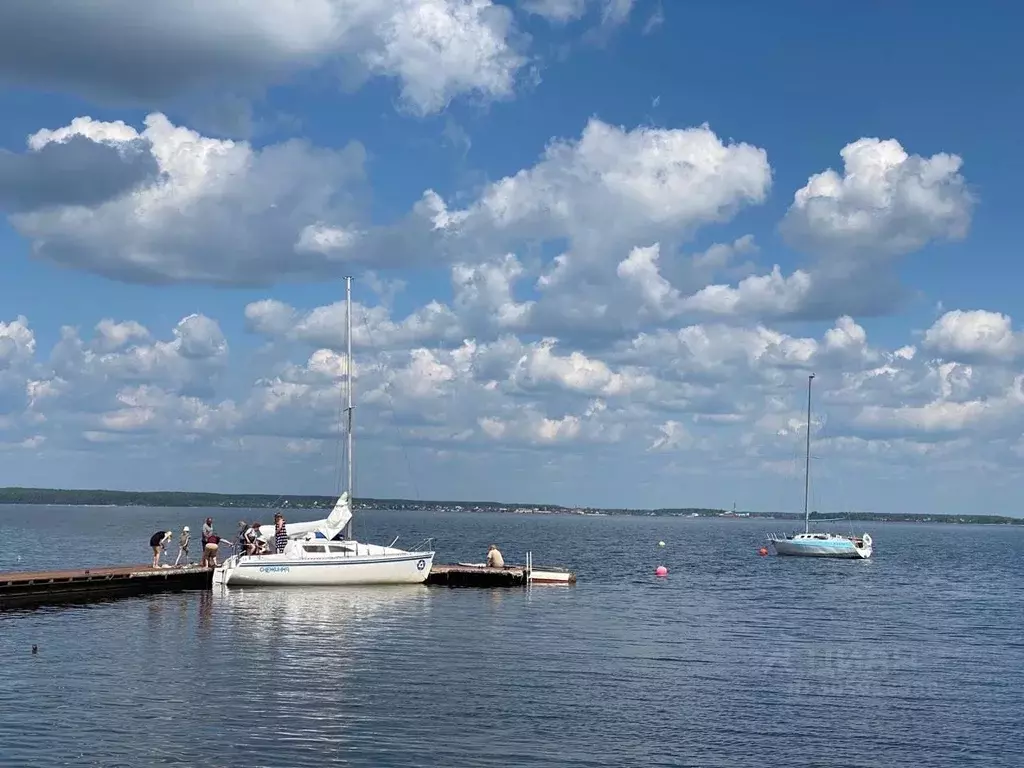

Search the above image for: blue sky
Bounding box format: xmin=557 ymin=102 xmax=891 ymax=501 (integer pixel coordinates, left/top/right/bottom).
xmin=0 ymin=0 xmax=1020 ymax=515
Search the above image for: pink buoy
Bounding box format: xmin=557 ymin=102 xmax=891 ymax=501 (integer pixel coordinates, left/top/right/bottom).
xmin=655 ymin=565 xmax=668 ymax=577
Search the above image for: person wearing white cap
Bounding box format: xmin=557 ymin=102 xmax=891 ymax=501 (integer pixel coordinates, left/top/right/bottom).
xmin=174 ymin=525 xmax=191 ymax=566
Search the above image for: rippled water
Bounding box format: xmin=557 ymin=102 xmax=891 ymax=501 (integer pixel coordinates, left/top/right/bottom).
xmin=2 ymin=505 xmax=1022 ymax=767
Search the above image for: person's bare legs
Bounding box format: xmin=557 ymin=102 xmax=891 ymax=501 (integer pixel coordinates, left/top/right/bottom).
xmin=204 ymin=544 xmax=219 ymax=568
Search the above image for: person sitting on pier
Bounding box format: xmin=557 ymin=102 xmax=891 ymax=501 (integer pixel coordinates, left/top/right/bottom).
xmin=486 ymin=544 xmax=504 ymax=568
xmin=150 ymin=530 xmax=172 ymax=568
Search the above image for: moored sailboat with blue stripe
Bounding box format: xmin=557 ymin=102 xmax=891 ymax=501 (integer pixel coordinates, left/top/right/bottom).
xmin=767 ymin=373 xmax=873 ymax=560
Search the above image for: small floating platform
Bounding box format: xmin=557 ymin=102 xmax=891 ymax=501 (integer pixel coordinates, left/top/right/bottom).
xmin=0 ymin=565 xmax=213 ymax=610
xmin=426 ymin=564 xmax=528 ymax=587
xmin=426 ymin=563 xmax=577 ymax=588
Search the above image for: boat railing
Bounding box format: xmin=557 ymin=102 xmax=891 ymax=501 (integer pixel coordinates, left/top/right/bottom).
xmin=411 ymin=537 xmax=435 ymax=554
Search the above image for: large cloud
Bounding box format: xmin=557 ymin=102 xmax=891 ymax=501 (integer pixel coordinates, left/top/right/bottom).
xmin=9 ymin=113 xmax=367 ymax=284
xmin=0 ymin=0 xmax=526 ymax=116
xmin=433 ymin=118 xmax=771 ymax=246
xmin=414 ymin=118 xmax=772 ymax=336
xmin=781 ymin=137 xmax=973 ymax=257
xmin=678 ymin=137 xmax=975 ymax=322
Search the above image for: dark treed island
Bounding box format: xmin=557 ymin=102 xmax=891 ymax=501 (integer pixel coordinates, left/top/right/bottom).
xmin=0 ymin=486 xmax=1019 ymax=525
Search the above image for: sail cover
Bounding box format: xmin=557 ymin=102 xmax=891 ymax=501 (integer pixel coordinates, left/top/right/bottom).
xmin=319 ymin=492 xmax=353 ymax=540
xmin=254 ymin=492 xmax=353 ymax=542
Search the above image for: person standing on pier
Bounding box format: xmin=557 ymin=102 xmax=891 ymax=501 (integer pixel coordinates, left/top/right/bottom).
xmin=274 ymin=513 xmax=288 ymax=554
xmin=486 ymin=544 xmax=504 ymax=568
xmin=174 ymin=526 xmax=191 ymax=566
xmin=201 ymin=517 xmax=214 ymax=547
xmin=202 ymin=533 xmax=221 ymax=568
xmin=150 ymin=530 xmax=172 ymax=568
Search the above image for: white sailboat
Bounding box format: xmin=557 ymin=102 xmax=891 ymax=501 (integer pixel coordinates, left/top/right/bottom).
xmin=767 ymin=373 xmax=873 ymax=559
xmin=213 ymin=276 xmax=436 ymax=587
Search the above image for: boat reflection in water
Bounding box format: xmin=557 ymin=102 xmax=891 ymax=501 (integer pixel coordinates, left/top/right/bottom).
xmin=213 ymin=584 xmax=431 ymax=649
xmin=207 ymin=585 xmax=434 ymax=751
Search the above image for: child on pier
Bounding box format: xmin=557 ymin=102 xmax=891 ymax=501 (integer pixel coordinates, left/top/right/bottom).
xmin=174 ymin=526 xmax=191 ymax=566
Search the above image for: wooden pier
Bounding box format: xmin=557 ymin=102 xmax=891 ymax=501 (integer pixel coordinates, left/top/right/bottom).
xmin=1 ymin=561 xmax=575 ymax=610
xmin=0 ymin=565 xmax=213 ymax=610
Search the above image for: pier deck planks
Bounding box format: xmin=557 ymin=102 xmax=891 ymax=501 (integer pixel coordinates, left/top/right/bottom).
xmin=0 ymin=565 xmax=213 ymax=610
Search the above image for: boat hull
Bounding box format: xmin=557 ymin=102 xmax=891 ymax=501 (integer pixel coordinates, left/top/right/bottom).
xmin=214 ymin=552 xmax=435 ymax=587
xmin=769 ymin=534 xmax=871 ymax=559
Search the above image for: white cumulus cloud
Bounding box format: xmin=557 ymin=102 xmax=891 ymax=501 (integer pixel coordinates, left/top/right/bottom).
xmin=782 ymin=137 xmax=973 ymax=258
xmin=923 ymin=310 xmax=1022 ymax=363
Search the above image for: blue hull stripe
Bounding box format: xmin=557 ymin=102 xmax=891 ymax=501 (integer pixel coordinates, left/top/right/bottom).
xmin=786 ymin=541 xmax=855 ymax=548
xmin=237 ymin=554 xmax=432 ymax=569
xmin=778 ymin=537 xmax=858 ymax=547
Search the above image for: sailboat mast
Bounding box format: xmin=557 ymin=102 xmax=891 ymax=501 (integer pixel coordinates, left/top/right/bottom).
xmin=803 ymin=372 xmax=815 ymax=534
xmin=344 ymin=275 xmax=354 ymax=540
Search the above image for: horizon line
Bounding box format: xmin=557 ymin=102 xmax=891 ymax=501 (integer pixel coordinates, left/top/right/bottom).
xmin=0 ymin=486 xmax=1019 ymax=520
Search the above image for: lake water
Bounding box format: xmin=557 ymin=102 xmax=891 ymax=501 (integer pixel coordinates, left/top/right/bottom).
xmin=1 ymin=505 xmax=1022 ymax=767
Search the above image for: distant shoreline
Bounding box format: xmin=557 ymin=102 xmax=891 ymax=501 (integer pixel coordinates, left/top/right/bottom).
xmin=0 ymin=486 xmax=1020 ymax=525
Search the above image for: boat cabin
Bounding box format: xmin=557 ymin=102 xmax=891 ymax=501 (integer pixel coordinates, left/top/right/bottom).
xmin=269 ymin=539 xmax=363 ymax=559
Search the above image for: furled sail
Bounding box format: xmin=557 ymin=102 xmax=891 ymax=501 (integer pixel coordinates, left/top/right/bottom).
xmin=318 ymin=492 xmax=353 ymax=540
xmin=251 ymin=492 xmax=353 ymax=543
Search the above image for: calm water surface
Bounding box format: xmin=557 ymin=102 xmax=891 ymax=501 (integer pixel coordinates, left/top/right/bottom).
xmin=2 ymin=506 xmax=1022 ymax=767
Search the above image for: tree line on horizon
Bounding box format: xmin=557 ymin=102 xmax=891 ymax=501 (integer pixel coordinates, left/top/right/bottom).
xmin=0 ymin=486 xmax=1019 ymax=524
